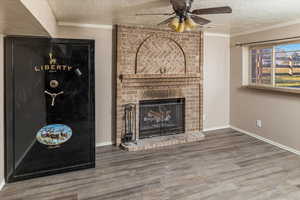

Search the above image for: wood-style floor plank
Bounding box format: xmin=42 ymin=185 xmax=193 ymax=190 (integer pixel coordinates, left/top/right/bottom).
xmin=1 ymin=129 xmax=300 ymax=200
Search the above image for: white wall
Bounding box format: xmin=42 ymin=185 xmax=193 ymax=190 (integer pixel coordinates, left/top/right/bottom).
xmin=203 ymin=33 xmax=230 ymax=130
xmin=230 ymin=23 xmax=300 ymax=151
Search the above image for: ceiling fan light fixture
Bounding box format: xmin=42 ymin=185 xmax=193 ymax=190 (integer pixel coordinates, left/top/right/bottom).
xmin=184 ymin=24 xmax=192 ymax=32
xmin=169 ymin=17 xmax=180 ymax=31
xmin=185 ymin=16 xmax=197 ymax=30
xmin=176 ymin=22 xmax=185 ymax=33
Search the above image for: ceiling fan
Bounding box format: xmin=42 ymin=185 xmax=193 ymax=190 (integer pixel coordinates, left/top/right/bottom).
xmin=136 ymin=0 xmax=232 ymax=32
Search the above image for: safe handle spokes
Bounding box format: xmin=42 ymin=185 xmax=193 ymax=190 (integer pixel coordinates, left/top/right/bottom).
xmin=44 ymin=90 xmax=64 ymax=106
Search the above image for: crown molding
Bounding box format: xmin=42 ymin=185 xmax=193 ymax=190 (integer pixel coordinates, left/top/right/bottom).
xmin=56 ymin=18 xmax=300 ymax=38
xmin=58 ymin=22 xmax=113 ymax=30
xmin=204 ymin=32 xmax=230 ymax=38
xmin=57 ymin=22 xmax=232 ymax=37
xmin=231 ymin=19 xmax=300 ymax=38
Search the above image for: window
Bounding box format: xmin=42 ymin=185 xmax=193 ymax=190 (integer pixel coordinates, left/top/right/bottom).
xmin=250 ymin=42 xmax=300 ymax=89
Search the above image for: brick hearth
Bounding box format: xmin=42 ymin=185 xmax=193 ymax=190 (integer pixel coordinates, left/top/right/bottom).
xmin=116 ymin=25 xmax=204 ymax=150
xmin=120 ymin=132 xmax=205 ymax=151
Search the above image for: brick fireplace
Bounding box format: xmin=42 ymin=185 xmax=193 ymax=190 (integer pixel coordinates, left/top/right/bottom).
xmin=116 ymin=25 xmax=204 ymax=150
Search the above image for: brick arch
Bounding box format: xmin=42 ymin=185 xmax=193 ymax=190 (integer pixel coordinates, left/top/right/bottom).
xmin=135 ymin=35 xmax=186 ymax=74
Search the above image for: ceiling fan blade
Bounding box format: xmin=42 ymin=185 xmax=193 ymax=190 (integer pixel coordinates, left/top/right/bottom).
xmin=192 ymin=6 xmax=232 ymax=15
xmin=190 ymin=15 xmax=211 ymax=25
xmin=158 ymin=17 xmax=175 ymax=25
xmin=136 ymin=12 xmax=174 ymax=16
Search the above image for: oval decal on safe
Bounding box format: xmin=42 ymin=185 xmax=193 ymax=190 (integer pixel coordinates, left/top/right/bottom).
xmin=36 ymin=124 xmax=72 ymax=146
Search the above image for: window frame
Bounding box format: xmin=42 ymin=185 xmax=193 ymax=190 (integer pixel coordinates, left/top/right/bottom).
xmin=247 ymin=40 xmax=300 ymax=90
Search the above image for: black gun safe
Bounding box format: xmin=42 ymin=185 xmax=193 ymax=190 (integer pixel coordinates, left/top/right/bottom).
xmin=4 ymin=36 xmax=95 ymax=182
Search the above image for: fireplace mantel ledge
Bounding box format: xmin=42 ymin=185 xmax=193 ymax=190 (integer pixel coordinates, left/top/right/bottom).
xmin=120 ymin=73 xmax=201 ymax=80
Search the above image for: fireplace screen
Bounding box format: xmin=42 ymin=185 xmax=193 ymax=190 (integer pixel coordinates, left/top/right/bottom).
xmin=139 ymin=98 xmax=185 ymax=139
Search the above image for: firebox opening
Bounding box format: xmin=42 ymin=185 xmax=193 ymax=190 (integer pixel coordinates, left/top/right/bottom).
xmin=139 ymin=98 xmax=185 ymax=139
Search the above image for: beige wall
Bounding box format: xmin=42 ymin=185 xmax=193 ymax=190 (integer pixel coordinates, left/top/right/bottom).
xmin=230 ymin=23 xmax=300 ymax=151
xmin=203 ymin=34 xmax=230 ymax=130
xmin=0 ymin=35 xmax=4 ymax=187
xmin=56 ymin=26 xmax=113 ymax=145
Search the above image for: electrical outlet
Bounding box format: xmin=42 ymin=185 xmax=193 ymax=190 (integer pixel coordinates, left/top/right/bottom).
xmin=256 ymin=120 xmax=262 ymax=128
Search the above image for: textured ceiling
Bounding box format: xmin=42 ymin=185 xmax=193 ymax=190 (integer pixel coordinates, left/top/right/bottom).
xmin=0 ymin=0 xmax=48 ymax=36
xmin=47 ymin=0 xmax=300 ymax=35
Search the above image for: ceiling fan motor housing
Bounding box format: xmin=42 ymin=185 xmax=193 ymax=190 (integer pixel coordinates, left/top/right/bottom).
xmin=171 ymin=0 xmax=193 ymax=19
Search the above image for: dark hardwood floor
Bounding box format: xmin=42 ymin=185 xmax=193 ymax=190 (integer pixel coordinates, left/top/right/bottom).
xmin=2 ymin=129 xmax=300 ymax=200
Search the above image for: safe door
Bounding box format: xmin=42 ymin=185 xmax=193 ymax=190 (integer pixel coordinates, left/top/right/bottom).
xmin=5 ymin=37 xmax=95 ymax=182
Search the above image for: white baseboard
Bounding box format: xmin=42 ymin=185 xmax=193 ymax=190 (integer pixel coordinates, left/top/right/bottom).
xmin=203 ymin=125 xmax=230 ymax=132
xmin=96 ymin=141 xmax=114 ymax=147
xmin=230 ymin=125 xmax=300 ymax=156
xmin=0 ymin=179 xmax=5 ymax=191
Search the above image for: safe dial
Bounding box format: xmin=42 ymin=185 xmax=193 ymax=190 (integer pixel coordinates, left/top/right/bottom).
xmin=49 ymin=80 xmax=59 ymax=88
